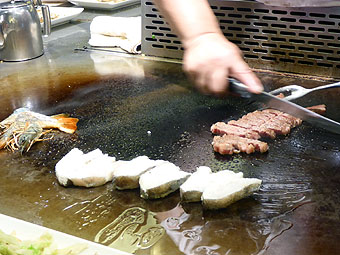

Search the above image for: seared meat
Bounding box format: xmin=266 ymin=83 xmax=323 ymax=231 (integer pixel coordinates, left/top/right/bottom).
xmin=306 ymin=104 xmax=326 ymax=115
xmin=262 ymin=109 xmax=302 ymax=127
xmin=211 ymin=104 xmax=326 ymax=155
xmin=228 ymin=118 xmax=276 ymax=139
xmin=240 ymin=113 xmax=285 ymax=136
xmin=242 ymin=111 xmax=292 ymax=135
xmin=212 ymin=134 xmax=269 ymax=155
xmin=211 ymin=122 xmax=261 ymax=140
xmin=223 ymin=108 xmax=301 ymax=140
xmin=210 ymin=108 xmax=307 ymax=155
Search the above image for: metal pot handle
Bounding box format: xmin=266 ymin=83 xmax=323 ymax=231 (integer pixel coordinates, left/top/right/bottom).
xmin=0 ymin=23 xmax=4 ymax=49
xmin=40 ymin=4 xmax=51 ymax=36
xmin=34 ymin=0 xmax=51 ymax=36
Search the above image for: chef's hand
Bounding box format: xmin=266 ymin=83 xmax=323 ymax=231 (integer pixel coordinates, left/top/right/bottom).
xmin=183 ymin=33 xmax=263 ymax=97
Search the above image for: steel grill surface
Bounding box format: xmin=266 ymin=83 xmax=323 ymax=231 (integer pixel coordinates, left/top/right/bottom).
xmin=0 ymin=57 xmax=340 ymax=255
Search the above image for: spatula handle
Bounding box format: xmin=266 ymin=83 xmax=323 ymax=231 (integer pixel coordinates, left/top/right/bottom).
xmin=228 ymin=78 xmax=253 ymax=99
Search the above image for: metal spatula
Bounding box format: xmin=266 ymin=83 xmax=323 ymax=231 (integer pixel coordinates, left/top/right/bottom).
xmin=269 ymin=81 xmax=340 ymax=101
xmin=228 ymin=78 xmax=340 ymax=135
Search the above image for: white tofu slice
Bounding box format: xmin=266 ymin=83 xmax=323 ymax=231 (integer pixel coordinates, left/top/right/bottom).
xmin=139 ymin=162 xmax=191 ymax=199
xmin=209 ymin=170 xmax=243 ymax=183
xmin=180 ymin=166 xmax=212 ymax=202
xmin=55 ymin=148 xmax=116 ymax=188
xmin=180 ymin=168 xmax=243 ymax=203
xmin=112 ymin=156 xmax=166 ymax=190
xmin=202 ymin=178 xmax=262 ymax=210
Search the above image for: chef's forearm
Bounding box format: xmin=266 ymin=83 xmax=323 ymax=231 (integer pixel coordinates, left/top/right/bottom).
xmin=152 ymin=0 xmax=223 ymax=49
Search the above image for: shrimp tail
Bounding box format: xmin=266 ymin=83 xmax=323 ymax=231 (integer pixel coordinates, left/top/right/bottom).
xmin=50 ymin=113 xmax=70 ymax=118
xmin=0 ymin=137 xmax=7 ymax=149
xmin=54 ymin=117 xmax=79 ymax=134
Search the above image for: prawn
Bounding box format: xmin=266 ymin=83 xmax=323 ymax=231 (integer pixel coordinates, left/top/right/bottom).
xmin=0 ymin=108 xmax=79 ymax=153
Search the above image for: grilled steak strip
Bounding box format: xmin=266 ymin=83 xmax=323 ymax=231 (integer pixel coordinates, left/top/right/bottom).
xmin=228 ymin=119 xmax=276 ymax=139
xmin=211 ymin=105 xmax=325 ymax=155
xmin=212 ymin=135 xmax=268 ymax=155
xmin=306 ymin=104 xmax=326 ymax=115
xmin=262 ymin=109 xmax=302 ymax=127
xmin=211 ymin=122 xmax=261 ymax=140
xmin=240 ymin=111 xmax=292 ymax=136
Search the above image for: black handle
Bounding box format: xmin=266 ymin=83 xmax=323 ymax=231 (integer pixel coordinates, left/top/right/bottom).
xmin=228 ymin=78 xmax=253 ymax=99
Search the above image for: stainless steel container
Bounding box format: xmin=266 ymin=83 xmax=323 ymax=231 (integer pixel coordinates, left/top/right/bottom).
xmin=0 ymin=0 xmax=51 ymax=61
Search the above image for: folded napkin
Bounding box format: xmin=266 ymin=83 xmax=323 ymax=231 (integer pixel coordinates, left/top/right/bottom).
xmin=89 ymin=16 xmax=141 ymax=54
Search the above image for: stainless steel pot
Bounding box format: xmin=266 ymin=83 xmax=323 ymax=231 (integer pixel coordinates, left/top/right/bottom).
xmin=0 ymin=0 xmax=51 ymax=62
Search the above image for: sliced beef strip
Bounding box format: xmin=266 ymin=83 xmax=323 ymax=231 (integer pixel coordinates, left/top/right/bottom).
xmin=228 ymin=119 xmax=276 ymax=139
xmin=262 ymin=109 xmax=302 ymax=127
xmin=306 ymin=104 xmax=326 ymax=115
xmin=276 ymin=94 xmax=326 ymax=115
xmin=257 ymin=113 xmax=292 ymax=135
xmin=212 ymin=135 xmax=268 ymax=155
xmin=210 ymin=122 xmax=261 ymax=140
xmin=240 ymin=111 xmax=293 ymax=136
xmin=211 ymin=105 xmax=325 ymax=155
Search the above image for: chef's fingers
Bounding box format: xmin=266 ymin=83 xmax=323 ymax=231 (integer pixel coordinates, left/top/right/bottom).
xmin=187 ymin=68 xmax=211 ymax=95
xmin=189 ymin=67 xmax=229 ymax=97
xmin=184 ymin=57 xmax=214 ymax=95
xmin=206 ymin=68 xmax=229 ymax=97
xmin=230 ymin=58 xmax=263 ymax=94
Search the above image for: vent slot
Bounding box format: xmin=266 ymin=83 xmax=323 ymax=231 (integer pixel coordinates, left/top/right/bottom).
xmin=310 ymin=13 xmax=326 ymax=18
xmin=254 ymin=35 xmax=268 ymax=40
xmin=237 ymin=7 xmax=251 ymax=12
xmin=244 ymin=54 xmax=259 ymax=59
xmin=299 ymin=47 xmax=314 ymax=52
xmin=280 ymin=58 xmax=295 ymax=63
xmin=245 ymin=41 xmax=260 ymax=46
xmin=280 ymin=45 xmax=295 ymax=50
xmin=271 ymin=24 xmax=286 ymax=29
xmin=300 ymin=19 xmax=315 ymax=24
xmin=254 ymin=9 xmax=269 ymax=13
xmin=262 ymin=56 xmax=276 ymax=61
xmin=262 ymin=43 xmax=277 ymax=48
xmin=290 ymin=11 xmax=306 ymax=16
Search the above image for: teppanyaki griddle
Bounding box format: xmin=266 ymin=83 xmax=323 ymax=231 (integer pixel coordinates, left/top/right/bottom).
xmin=0 ymin=57 xmax=339 ymax=255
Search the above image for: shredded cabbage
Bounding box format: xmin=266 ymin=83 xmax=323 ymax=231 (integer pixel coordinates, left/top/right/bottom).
xmin=0 ymin=229 xmax=87 ymax=255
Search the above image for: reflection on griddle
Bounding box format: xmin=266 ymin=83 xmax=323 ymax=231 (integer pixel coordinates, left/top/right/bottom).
xmin=95 ymin=207 xmax=164 ymax=253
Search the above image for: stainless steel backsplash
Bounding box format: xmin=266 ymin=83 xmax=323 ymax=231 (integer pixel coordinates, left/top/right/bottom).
xmin=141 ymin=0 xmax=340 ymax=78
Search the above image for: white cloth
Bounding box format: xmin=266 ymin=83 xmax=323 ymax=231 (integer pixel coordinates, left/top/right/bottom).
xmin=89 ymin=16 xmax=141 ymax=54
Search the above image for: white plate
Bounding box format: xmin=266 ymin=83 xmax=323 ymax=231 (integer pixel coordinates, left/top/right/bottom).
xmin=38 ymin=7 xmax=84 ymax=27
xmin=0 ymin=213 xmax=132 ymax=255
xmin=68 ymin=0 xmax=139 ymax=10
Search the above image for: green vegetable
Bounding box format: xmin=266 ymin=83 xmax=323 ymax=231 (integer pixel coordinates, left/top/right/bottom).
xmin=0 ymin=229 xmax=87 ymax=255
